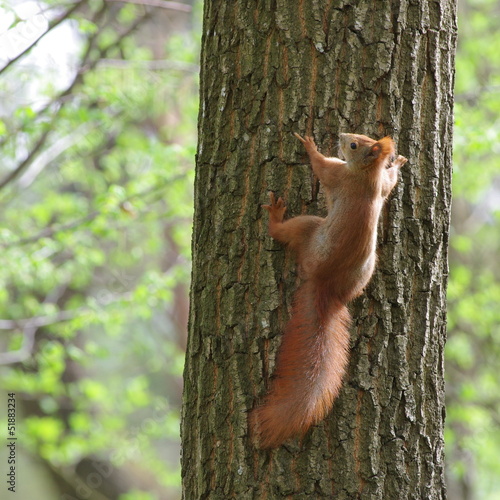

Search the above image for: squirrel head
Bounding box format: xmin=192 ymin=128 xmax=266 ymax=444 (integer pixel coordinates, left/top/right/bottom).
xmin=340 ymin=133 xmax=395 ymax=170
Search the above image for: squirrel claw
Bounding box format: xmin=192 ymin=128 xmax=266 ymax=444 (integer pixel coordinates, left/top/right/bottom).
xmin=295 ymin=132 xmax=317 ymax=152
xmin=263 ymin=192 xmax=286 ymax=221
xmin=388 ymin=155 xmax=407 ymax=170
xmin=394 ymin=155 xmax=408 ymax=168
xmin=294 ymin=132 xmax=306 ymax=143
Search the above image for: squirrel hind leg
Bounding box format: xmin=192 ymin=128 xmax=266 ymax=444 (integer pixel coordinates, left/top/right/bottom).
xmin=268 ymin=215 xmax=323 ymax=252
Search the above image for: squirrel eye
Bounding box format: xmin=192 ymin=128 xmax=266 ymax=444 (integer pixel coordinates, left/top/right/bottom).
xmin=350 ymin=142 xmax=357 ymax=150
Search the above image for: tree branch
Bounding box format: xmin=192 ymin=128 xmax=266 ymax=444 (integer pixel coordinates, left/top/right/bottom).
xmin=0 ymin=0 xmax=86 ymax=77
xmin=0 ymin=124 xmax=53 ymax=191
xmin=0 ymin=9 xmax=151 ymax=194
xmin=2 ymin=174 xmax=187 ymax=248
xmin=105 ymin=0 xmax=191 ymax=12
xmin=0 ymin=308 xmax=81 ymax=331
xmin=0 ymin=292 xmax=132 ymax=366
xmin=97 ymin=58 xmax=199 ymax=72
xmin=0 ymin=326 xmax=38 ymax=365
xmin=17 ymin=123 xmax=93 ymax=189
xmin=3 ymin=211 xmax=101 ymax=248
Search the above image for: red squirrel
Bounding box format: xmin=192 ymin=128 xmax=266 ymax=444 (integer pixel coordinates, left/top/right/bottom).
xmin=250 ymin=132 xmax=407 ymax=449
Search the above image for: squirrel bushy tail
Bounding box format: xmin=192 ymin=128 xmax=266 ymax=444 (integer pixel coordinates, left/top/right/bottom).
xmin=250 ymin=279 xmax=351 ymax=449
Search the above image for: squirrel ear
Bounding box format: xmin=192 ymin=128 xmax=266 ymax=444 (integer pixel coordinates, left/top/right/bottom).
xmin=368 ymin=137 xmax=395 ymax=161
xmin=369 ymin=143 xmax=382 ymax=158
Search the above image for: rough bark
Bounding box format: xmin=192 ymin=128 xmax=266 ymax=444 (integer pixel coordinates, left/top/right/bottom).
xmin=182 ymin=1 xmax=456 ymax=499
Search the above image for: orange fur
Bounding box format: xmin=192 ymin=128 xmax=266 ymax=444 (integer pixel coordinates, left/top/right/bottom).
xmin=250 ymin=133 xmax=407 ymax=448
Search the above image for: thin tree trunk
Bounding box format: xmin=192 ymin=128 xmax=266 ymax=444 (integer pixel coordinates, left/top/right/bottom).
xmin=182 ymin=1 xmax=456 ymax=498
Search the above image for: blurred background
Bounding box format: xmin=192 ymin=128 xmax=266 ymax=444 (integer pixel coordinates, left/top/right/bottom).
xmin=0 ymin=0 xmax=498 ymax=499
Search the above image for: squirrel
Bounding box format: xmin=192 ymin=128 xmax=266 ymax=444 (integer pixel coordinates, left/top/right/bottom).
xmin=250 ymin=132 xmax=407 ymax=449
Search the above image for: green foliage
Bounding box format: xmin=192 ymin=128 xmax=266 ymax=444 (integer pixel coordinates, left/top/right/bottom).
xmin=119 ymin=492 xmax=158 ymax=500
xmin=4 ymin=0 xmax=499 ymax=497
xmin=0 ymin=1 xmax=200 ymax=498
xmin=446 ymin=1 xmax=500 ymax=498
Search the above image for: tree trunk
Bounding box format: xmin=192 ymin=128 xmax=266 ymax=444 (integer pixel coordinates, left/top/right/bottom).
xmin=182 ymin=1 xmax=456 ymax=498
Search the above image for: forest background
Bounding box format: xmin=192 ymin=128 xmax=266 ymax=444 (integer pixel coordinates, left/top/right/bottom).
xmin=0 ymin=0 xmax=498 ymax=499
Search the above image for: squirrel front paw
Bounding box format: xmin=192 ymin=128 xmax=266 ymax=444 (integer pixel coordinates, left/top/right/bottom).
xmin=294 ymin=132 xmax=318 ymax=154
xmin=262 ymin=192 xmax=286 ymax=223
xmin=393 ymin=155 xmax=408 ymax=169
